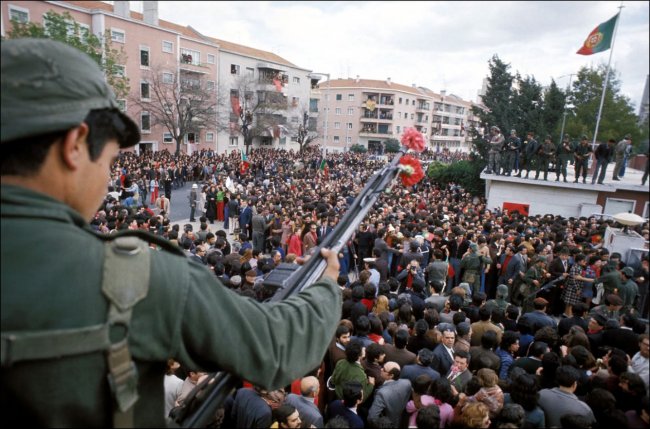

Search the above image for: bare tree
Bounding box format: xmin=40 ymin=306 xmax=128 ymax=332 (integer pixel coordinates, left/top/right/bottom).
xmin=132 ymin=65 xmax=222 ymax=155
xmin=285 ymin=106 xmax=318 ymax=155
xmin=223 ymin=74 xmax=289 ymax=155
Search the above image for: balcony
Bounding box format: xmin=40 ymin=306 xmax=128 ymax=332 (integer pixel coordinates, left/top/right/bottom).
xmin=416 ymin=103 xmax=431 ymax=112
xmin=379 ymin=97 xmax=394 ymax=106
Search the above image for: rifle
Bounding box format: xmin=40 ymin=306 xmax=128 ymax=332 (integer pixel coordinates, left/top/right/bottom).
xmin=175 ymin=151 xmax=410 ymax=428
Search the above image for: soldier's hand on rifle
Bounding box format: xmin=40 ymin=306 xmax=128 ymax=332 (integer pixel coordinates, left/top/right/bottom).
xmin=321 ymin=248 xmax=341 ymax=282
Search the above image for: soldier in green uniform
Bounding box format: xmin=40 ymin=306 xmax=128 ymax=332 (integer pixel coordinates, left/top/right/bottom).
xmin=1 ymin=39 xmax=342 ymax=427
xmin=618 ymin=267 xmax=640 ymax=314
xmin=521 ymin=256 xmax=551 ymax=313
xmin=502 ymin=129 xmax=521 ymax=176
xmin=573 ymin=135 xmax=593 ymax=183
xmin=518 ymin=132 xmax=539 ymax=179
xmin=555 ymin=135 xmax=574 ymax=182
xmin=534 ymin=135 xmax=556 ymax=181
xmin=460 ymin=243 xmax=491 ymax=295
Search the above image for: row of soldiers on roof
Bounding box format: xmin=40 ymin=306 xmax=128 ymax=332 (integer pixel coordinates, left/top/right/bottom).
xmin=485 ymin=127 xmax=634 ymax=183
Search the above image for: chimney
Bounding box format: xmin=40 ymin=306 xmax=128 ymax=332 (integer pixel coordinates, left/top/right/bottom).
xmin=143 ymin=1 xmax=159 ymax=26
xmin=386 ymin=77 xmax=391 ymax=85
xmin=355 ymin=75 xmax=360 ymax=83
xmin=440 ymin=90 xmax=446 ymax=97
xmin=113 ymin=1 xmax=130 ymax=18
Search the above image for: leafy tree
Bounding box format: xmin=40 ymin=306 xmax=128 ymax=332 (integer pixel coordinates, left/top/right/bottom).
xmin=350 ymin=144 xmax=367 ymax=153
xmin=541 ymin=79 xmax=566 ymax=140
xmin=5 ymin=10 xmax=129 ymax=99
xmin=471 ymin=55 xmax=516 ymax=161
xmin=512 ymin=75 xmax=545 ymax=138
xmin=384 ymin=138 xmax=401 ymax=153
xmin=565 ymin=65 xmax=642 ymax=145
xmin=132 ymin=66 xmax=220 ymax=155
xmin=426 ymin=159 xmax=484 ymax=196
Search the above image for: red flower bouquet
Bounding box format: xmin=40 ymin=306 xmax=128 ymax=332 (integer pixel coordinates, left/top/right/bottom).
xmin=401 ymin=128 xmax=426 ymax=152
xmin=398 ymin=155 xmax=425 ymax=187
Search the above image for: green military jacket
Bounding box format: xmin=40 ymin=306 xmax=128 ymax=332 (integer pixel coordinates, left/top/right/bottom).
xmin=556 ymin=140 xmax=574 ymax=160
xmin=1 ymin=184 xmax=341 ymax=427
xmin=618 ymin=279 xmax=639 ymax=311
xmin=574 ymin=143 xmax=593 ymax=160
xmin=331 ymin=359 xmax=374 ymax=403
xmin=596 ymin=270 xmax=622 ymax=295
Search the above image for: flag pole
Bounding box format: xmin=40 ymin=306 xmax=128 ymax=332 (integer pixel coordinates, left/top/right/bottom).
xmin=592 ymin=5 xmax=624 ymax=148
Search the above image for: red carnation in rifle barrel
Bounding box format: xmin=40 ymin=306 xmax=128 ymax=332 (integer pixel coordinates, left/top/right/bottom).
xmin=401 ymin=128 xmax=426 ymax=152
xmin=398 ymin=155 xmax=425 ymax=186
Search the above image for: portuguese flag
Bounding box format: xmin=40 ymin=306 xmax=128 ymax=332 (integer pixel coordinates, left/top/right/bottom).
xmin=577 ymin=13 xmax=619 ymax=55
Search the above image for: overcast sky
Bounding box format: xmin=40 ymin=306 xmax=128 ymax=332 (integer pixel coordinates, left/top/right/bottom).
xmin=134 ymin=1 xmax=648 ymax=110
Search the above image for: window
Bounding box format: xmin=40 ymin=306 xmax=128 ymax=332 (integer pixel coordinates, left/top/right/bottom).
xmin=231 ymin=64 xmax=240 ymax=75
xmin=140 ymin=82 xmax=150 ymax=100
xmin=207 ymin=54 xmax=216 ymax=64
xmin=291 ymin=116 xmax=299 ymax=124
xmin=293 ymin=76 xmax=300 ymax=84
xmin=246 ymin=67 xmax=254 ymax=77
xmin=334 ymin=136 xmax=340 ymax=143
xmin=348 ymin=107 xmax=354 ymax=115
xmin=116 ymin=99 xmax=126 ymax=112
xmin=336 ymin=94 xmax=342 ymax=101
xmin=335 ymin=108 xmax=342 ymax=115
xmin=180 ymin=48 xmax=200 ymax=65
xmin=346 ymin=136 xmax=352 ymax=144
xmin=604 ymin=198 xmax=636 ymax=215
xmin=206 ymin=132 xmax=214 ymax=142
xmin=347 ymin=123 xmax=353 ymax=130
xmin=412 ymin=100 xmax=416 ymax=106
xmin=140 ymin=46 xmax=149 ymax=67
xmin=163 ymin=103 xmax=173 ymax=114
xmin=229 ymin=137 xmax=239 ymax=147
xmin=141 ymin=111 xmax=150 ymax=133
xmin=404 ymin=113 xmax=408 ymax=119
xmin=162 ymin=40 xmax=173 ymax=53
xmin=335 ymin=122 xmax=341 ymax=129
xmin=399 ymin=97 xmax=403 ymax=104
xmin=396 ymin=126 xmax=401 ymax=134
xmin=114 ymin=65 xmax=126 ymax=77
xmin=207 ymin=81 xmax=215 ymax=92
xmin=411 ymin=113 xmax=414 ymax=120
xmin=186 ymin=133 xmax=199 ymax=144
xmin=162 ymin=72 xmax=173 ymax=84
xmin=348 ymin=94 xmax=355 ymax=101
xmin=163 ymin=132 xmax=173 ymax=144
xmin=9 ymin=5 xmax=29 ymax=23
xmin=111 ymin=28 xmax=125 ymax=43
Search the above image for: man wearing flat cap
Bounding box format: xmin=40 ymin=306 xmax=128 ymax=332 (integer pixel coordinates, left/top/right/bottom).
xmin=1 ymin=38 xmax=342 ymax=427
xmin=460 ymin=243 xmax=491 ymax=295
xmin=589 ymin=294 xmax=624 ymax=321
xmin=619 ymin=266 xmax=640 ymax=314
xmin=573 ymin=135 xmax=593 ymax=183
xmin=521 ymin=256 xmax=551 ymax=313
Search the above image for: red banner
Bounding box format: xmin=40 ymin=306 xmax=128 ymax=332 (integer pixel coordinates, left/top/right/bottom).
xmin=503 ymin=202 xmax=530 ymax=216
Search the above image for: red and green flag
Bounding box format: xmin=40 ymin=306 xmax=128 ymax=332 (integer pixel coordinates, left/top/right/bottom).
xmin=577 ymin=13 xmax=619 ymax=55
xmin=240 ymin=151 xmax=250 ymax=175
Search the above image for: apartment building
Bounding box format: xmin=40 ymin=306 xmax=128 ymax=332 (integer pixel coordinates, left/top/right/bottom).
xmin=1 ymin=0 xmax=313 ymax=155
xmin=316 ymin=77 xmax=480 ymax=153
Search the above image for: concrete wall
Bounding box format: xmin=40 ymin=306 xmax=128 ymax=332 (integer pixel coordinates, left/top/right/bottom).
xmin=484 ymin=178 xmax=601 ymax=218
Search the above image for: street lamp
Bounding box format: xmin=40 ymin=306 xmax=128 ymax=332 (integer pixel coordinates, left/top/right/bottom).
xmin=557 ymin=73 xmax=575 ymax=145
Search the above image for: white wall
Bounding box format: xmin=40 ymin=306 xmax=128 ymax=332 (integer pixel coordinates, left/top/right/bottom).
xmin=485 ymin=179 xmax=601 ymax=218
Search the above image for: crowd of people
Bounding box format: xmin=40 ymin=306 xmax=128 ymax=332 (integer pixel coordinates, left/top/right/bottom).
xmin=98 ymin=145 xmax=649 ymax=428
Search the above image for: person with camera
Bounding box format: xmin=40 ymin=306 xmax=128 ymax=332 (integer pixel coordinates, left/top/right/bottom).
xmin=397 ymin=260 xmax=426 ymax=296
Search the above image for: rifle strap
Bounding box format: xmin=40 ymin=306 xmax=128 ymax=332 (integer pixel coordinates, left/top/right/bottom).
xmin=102 ymin=236 xmax=150 ymax=428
